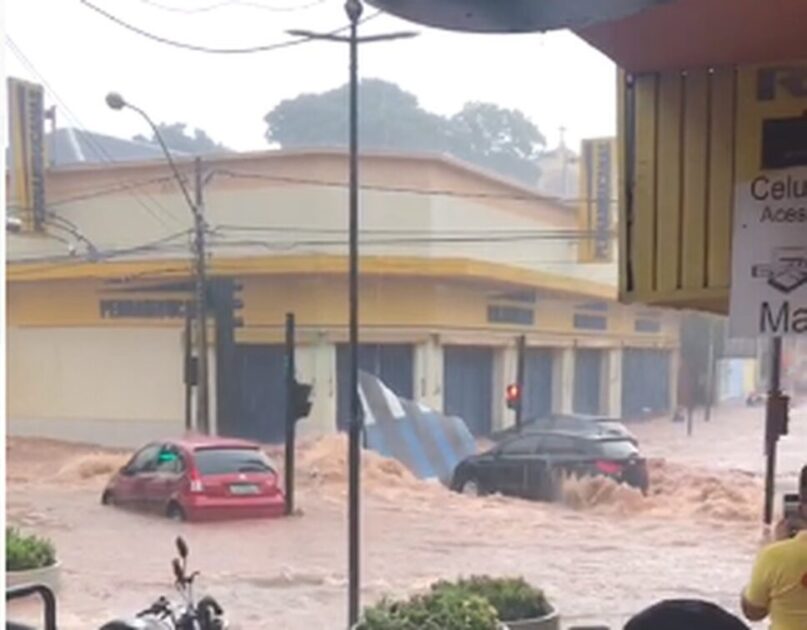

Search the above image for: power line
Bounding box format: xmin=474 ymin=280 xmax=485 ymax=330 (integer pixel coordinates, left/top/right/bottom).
xmin=80 ymin=0 xmax=381 ymax=54
xmin=8 ymin=230 xmax=193 ymax=268
xmin=136 ymin=0 xmax=328 ymax=14
xmin=8 ymin=223 xmax=613 ymax=267
xmin=212 ymin=223 xmax=612 ymax=237
xmin=48 ymin=175 xmax=179 ymax=207
xmin=216 ymin=169 xmax=616 ymax=205
xmin=4 ymin=36 xmax=185 ymax=229
xmin=206 ymin=233 xmax=614 ymax=250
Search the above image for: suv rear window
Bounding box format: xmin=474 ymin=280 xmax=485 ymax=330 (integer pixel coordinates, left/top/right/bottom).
xmin=595 ymin=440 xmax=638 ymax=459
xmin=194 ymin=448 xmax=275 ymax=475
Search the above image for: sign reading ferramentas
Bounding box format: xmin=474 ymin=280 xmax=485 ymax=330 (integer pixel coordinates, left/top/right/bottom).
xmin=100 ymin=299 xmax=189 ymax=319
xmin=729 ymin=61 xmax=807 ymax=338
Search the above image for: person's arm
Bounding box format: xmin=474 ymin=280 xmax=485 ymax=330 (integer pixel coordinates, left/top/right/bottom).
xmin=741 ymin=547 xmax=771 ymax=622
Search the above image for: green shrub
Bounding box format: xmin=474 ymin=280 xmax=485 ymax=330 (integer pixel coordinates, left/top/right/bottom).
xmin=355 ymin=589 xmax=499 ymax=630
xmin=6 ymin=527 xmax=56 ymax=571
xmin=432 ymin=576 xmax=552 ymax=622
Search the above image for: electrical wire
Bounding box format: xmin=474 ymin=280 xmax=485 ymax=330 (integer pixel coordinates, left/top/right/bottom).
xmin=4 ymin=35 xmax=185 ymax=229
xmin=8 ymin=225 xmax=610 ymax=267
xmin=213 ymin=224 xmax=611 ymax=237
xmin=48 ymin=175 xmax=180 ymax=207
xmin=8 ymin=229 xmax=194 ymax=269
xmin=216 ymin=169 xmax=616 ymax=205
xmin=80 ymin=0 xmax=382 ymax=54
xmin=136 ymin=0 xmax=328 ymax=14
xmin=42 ymin=217 xmax=100 ymax=257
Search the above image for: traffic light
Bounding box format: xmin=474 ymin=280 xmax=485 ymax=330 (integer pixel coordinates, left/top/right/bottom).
xmin=290 ymin=380 xmax=313 ymax=420
xmin=506 ymin=383 xmax=521 ymax=411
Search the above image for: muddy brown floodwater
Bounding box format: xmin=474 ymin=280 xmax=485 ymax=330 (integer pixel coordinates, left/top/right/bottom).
xmin=6 ymin=404 xmax=805 ymax=629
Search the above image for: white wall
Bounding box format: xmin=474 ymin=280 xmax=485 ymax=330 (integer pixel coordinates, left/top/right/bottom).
xmin=7 ymin=326 xmax=185 ymax=446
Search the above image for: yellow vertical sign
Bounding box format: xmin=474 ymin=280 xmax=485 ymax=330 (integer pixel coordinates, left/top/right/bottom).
xmin=8 ymin=77 xmax=47 ymax=232
xmin=579 ymin=137 xmax=617 ymax=263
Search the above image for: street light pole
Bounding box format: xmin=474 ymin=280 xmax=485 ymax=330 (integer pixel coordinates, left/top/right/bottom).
xmin=105 ymin=92 xmax=210 ymax=433
xmin=287 ymin=10 xmax=417 ymax=627
xmin=346 ymin=1 xmax=362 ymax=625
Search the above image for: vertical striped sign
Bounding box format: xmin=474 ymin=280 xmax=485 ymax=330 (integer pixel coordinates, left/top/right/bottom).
xmin=579 ymin=137 xmax=617 ymax=263
xmin=8 ymin=78 xmax=46 ymax=231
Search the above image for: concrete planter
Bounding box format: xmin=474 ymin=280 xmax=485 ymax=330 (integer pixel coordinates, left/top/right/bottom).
xmin=503 ymin=608 xmax=560 ymax=630
xmin=6 ymin=562 xmax=61 ymax=593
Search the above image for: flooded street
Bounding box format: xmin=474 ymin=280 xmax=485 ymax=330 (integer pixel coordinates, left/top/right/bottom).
xmin=7 ymin=404 xmax=805 ymax=629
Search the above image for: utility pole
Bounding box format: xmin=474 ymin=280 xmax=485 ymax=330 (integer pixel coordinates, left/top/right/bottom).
xmin=105 ymin=93 xmax=212 ymax=434
xmin=194 ymin=157 xmax=210 ymax=434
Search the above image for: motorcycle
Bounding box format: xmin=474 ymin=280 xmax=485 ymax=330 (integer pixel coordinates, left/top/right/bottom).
xmin=100 ymin=537 xmax=226 ymax=630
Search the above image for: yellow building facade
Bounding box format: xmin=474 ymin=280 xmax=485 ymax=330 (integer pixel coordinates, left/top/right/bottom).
xmin=7 ymin=149 xmax=679 ymax=446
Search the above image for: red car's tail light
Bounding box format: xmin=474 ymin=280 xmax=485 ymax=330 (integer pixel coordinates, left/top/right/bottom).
xmin=595 ymin=460 xmax=623 ymax=475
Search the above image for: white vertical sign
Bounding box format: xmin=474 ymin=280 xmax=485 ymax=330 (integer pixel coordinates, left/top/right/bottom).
xmin=729 ymin=62 xmax=807 ymax=338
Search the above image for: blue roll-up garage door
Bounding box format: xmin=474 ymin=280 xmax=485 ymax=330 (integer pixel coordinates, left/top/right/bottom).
xmin=226 ymin=344 xmax=286 ymax=443
xmin=336 ymin=343 xmax=414 ymax=430
xmin=443 ymin=346 xmax=494 ymax=436
xmin=574 ymin=348 xmax=604 ymax=415
xmin=523 ymin=348 xmax=554 ymax=420
xmin=622 ymin=348 xmax=671 ymax=418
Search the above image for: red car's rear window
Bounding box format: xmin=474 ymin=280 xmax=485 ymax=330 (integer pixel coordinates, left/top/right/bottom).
xmin=193 ymin=448 xmax=275 ymax=476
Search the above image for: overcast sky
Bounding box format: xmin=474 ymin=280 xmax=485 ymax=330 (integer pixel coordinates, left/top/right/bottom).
xmin=5 ymin=0 xmax=617 ymax=153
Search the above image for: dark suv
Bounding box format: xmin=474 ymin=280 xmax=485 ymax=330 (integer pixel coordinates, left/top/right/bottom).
xmin=451 ymin=430 xmax=649 ymax=500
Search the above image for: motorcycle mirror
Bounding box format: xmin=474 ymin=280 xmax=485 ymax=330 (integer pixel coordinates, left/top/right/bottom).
xmin=175 ymin=536 xmax=188 ymax=560
xmin=172 ymin=558 xmax=184 ymax=582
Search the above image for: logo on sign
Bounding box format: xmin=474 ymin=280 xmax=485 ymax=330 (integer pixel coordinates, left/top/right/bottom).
xmin=752 ymin=247 xmax=807 ymax=294
xmin=757 ymin=65 xmax=807 ymax=101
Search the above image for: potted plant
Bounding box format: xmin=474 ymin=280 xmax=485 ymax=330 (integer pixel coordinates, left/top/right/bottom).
xmin=6 ymin=527 xmax=60 ymax=592
xmin=354 ymin=588 xmax=501 ymax=630
xmin=432 ymin=576 xmax=559 ymax=630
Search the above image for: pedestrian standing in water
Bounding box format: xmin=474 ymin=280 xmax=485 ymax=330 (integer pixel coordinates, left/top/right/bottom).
xmin=741 ymin=464 xmax=807 ymax=630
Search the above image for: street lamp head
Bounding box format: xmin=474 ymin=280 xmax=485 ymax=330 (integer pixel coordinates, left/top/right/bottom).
xmin=345 ymin=0 xmax=363 ymax=23
xmin=105 ymin=92 xmax=127 ymax=111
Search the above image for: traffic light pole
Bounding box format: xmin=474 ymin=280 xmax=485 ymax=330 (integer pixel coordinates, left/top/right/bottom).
xmin=764 ymin=336 xmax=783 ymax=526
xmin=515 ymin=335 xmax=526 ymax=429
xmin=285 ymin=313 xmax=297 ymax=516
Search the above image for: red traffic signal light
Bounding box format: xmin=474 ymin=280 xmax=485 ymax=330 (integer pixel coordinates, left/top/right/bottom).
xmin=506 ymin=383 xmax=521 ymax=410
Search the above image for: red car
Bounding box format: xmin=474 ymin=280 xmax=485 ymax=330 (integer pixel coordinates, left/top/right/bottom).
xmin=102 ymin=435 xmax=285 ymax=521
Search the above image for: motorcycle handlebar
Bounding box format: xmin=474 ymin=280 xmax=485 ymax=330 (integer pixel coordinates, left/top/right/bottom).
xmin=137 ymin=597 xmax=171 ymax=618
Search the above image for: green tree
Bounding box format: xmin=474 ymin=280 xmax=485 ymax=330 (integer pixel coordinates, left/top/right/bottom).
xmin=134 ymin=122 xmax=228 ymax=155
xmin=449 ymin=102 xmax=545 ymax=184
xmin=264 ymin=79 xmax=545 ymax=186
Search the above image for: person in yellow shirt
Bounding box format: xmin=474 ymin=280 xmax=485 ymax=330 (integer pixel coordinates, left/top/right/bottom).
xmin=742 ymin=466 xmax=807 ymax=630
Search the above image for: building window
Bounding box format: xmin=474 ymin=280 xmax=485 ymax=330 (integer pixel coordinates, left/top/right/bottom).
xmin=574 ymin=313 xmax=607 ymax=330
xmin=635 ymin=318 xmax=662 ymax=333
xmin=487 ymin=305 xmax=534 ymax=326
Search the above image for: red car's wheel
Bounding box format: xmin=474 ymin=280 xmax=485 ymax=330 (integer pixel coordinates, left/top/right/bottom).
xmin=166 ymin=502 xmax=186 ymax=522
xmin=101 ymin=490 xmax=115 ymax=506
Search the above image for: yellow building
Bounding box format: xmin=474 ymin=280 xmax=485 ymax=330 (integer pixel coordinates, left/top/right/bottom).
xmin=7 ymin=146 xmax=679 ymax=446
